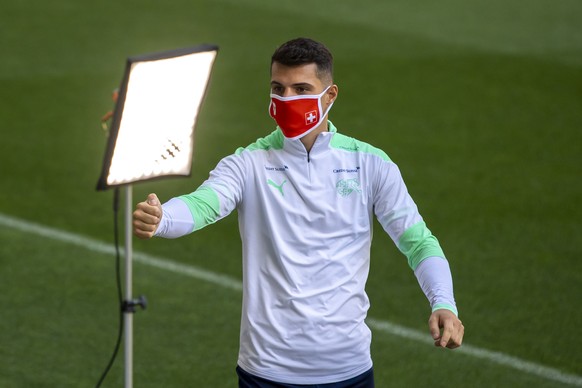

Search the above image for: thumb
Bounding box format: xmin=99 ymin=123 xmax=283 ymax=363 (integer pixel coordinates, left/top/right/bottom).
xmin=147 ymin=193 xmax=160 ymax=206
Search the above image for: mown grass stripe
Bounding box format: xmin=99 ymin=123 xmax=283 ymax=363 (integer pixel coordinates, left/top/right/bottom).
xmin=366 ymin=318 xmax=582 ymax=387
xmin=1 ymin=212 xmax=580 ymax=387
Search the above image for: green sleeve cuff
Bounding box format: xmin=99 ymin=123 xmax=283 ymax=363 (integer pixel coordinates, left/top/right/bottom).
xmin=432 ymin=303 xmax=458 ymax=317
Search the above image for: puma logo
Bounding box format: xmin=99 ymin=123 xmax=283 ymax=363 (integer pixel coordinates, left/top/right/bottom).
xmin=267 ymin=179 xmax=287 ymax=197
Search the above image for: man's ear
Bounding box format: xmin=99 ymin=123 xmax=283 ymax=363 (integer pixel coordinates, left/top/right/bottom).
xmin=327 ymin=84 xmax=338 ymax=105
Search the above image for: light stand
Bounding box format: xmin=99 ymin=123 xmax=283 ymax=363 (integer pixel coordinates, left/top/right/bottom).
xmin=96 ymin=44 xmax=218 ymax=388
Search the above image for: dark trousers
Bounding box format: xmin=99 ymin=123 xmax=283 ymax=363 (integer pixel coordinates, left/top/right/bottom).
xmin=237 ymin=366 xmax=374 ymax=388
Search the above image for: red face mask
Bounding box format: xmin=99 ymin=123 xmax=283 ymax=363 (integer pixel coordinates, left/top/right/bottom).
xmin=269 ymin=86 xmax=333 ymax=139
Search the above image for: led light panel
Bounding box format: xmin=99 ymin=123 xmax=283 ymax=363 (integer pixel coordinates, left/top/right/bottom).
xmin=97 ymin=44 xmax=218 ymax=190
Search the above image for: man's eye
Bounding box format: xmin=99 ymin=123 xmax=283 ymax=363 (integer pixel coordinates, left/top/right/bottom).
xmin=272 ymin=86 xmax=283 ymax=93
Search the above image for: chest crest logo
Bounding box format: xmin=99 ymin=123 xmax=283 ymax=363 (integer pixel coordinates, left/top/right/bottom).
xmin=336 ymin=178 xmax=361 ymax=197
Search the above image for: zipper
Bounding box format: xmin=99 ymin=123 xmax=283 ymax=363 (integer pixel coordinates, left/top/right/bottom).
xmin=307 ymin=153 xmax=311 ymax=181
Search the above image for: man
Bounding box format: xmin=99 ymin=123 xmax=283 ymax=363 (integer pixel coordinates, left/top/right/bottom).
xmin=133 ymin=37 xmax=464 ymax=387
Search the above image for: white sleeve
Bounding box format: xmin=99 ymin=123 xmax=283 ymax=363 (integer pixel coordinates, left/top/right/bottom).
xmin=154 ymin=197 xmax=195 ymax=239
xmin=151 ymin=152 xmax=246 ymax=239
xmin=414 ymin=256 xmax=458 ymax=316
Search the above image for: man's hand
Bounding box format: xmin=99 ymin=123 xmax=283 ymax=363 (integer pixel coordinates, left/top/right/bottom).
xmin=133 ymin=193 xmax=163 ymax=240
xmin=428 ymin=309 xmax=464 ymax=349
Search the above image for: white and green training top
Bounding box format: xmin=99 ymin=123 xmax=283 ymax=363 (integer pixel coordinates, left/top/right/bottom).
xmin=155 ymin=121 xmax=457 ymax=385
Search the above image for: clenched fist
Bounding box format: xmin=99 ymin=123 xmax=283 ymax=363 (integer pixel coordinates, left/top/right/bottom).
xmin=429 ymin=309 xmax=464 ymax=349
xmin=133 ymin=193 xmax=163 ymax=239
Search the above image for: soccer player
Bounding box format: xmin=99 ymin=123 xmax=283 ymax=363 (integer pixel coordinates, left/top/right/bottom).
xmin=133 ymin=37 xmax=464 ymax=387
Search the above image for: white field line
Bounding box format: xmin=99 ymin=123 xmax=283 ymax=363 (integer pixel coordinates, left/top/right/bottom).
xmin=1 ymin=213 xmax=581 ymax=387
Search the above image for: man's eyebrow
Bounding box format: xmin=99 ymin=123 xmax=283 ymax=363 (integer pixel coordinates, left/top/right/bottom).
xmin=269 ymin=81 xmax=314 ymax=88
xmin=292 ymin=82 xmax=314 ymax=89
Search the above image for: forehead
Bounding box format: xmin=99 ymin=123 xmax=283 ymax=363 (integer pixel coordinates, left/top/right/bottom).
xmin=270 ymin=62 xmax=322 ymax=87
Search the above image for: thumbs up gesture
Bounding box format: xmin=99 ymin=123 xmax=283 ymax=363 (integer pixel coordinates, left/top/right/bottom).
xmin=133 ymin=193 xmax=163 ymax=239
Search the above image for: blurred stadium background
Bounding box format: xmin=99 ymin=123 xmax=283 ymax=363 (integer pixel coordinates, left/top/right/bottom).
xmin=0 ymin=0 xmax=581 ymax=386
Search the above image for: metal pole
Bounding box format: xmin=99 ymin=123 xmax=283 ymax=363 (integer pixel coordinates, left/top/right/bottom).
xmin=124 ymin=184 xmax=133 ymax=388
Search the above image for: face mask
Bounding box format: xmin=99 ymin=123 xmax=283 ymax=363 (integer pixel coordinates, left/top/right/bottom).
xmin=269 ymin=86 xmax=333 ymax=139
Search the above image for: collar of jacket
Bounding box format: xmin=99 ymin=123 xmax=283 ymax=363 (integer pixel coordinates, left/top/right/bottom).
xmin=279 ymin=120 xmax=338 ymax=159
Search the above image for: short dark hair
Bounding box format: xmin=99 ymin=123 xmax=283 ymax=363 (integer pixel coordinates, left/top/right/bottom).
xmin=271 ymin=37 xmax=333 ymax=83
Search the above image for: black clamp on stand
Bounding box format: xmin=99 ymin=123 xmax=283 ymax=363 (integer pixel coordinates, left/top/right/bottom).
xmin=122 ymin=295 xmax=148 ymax=313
